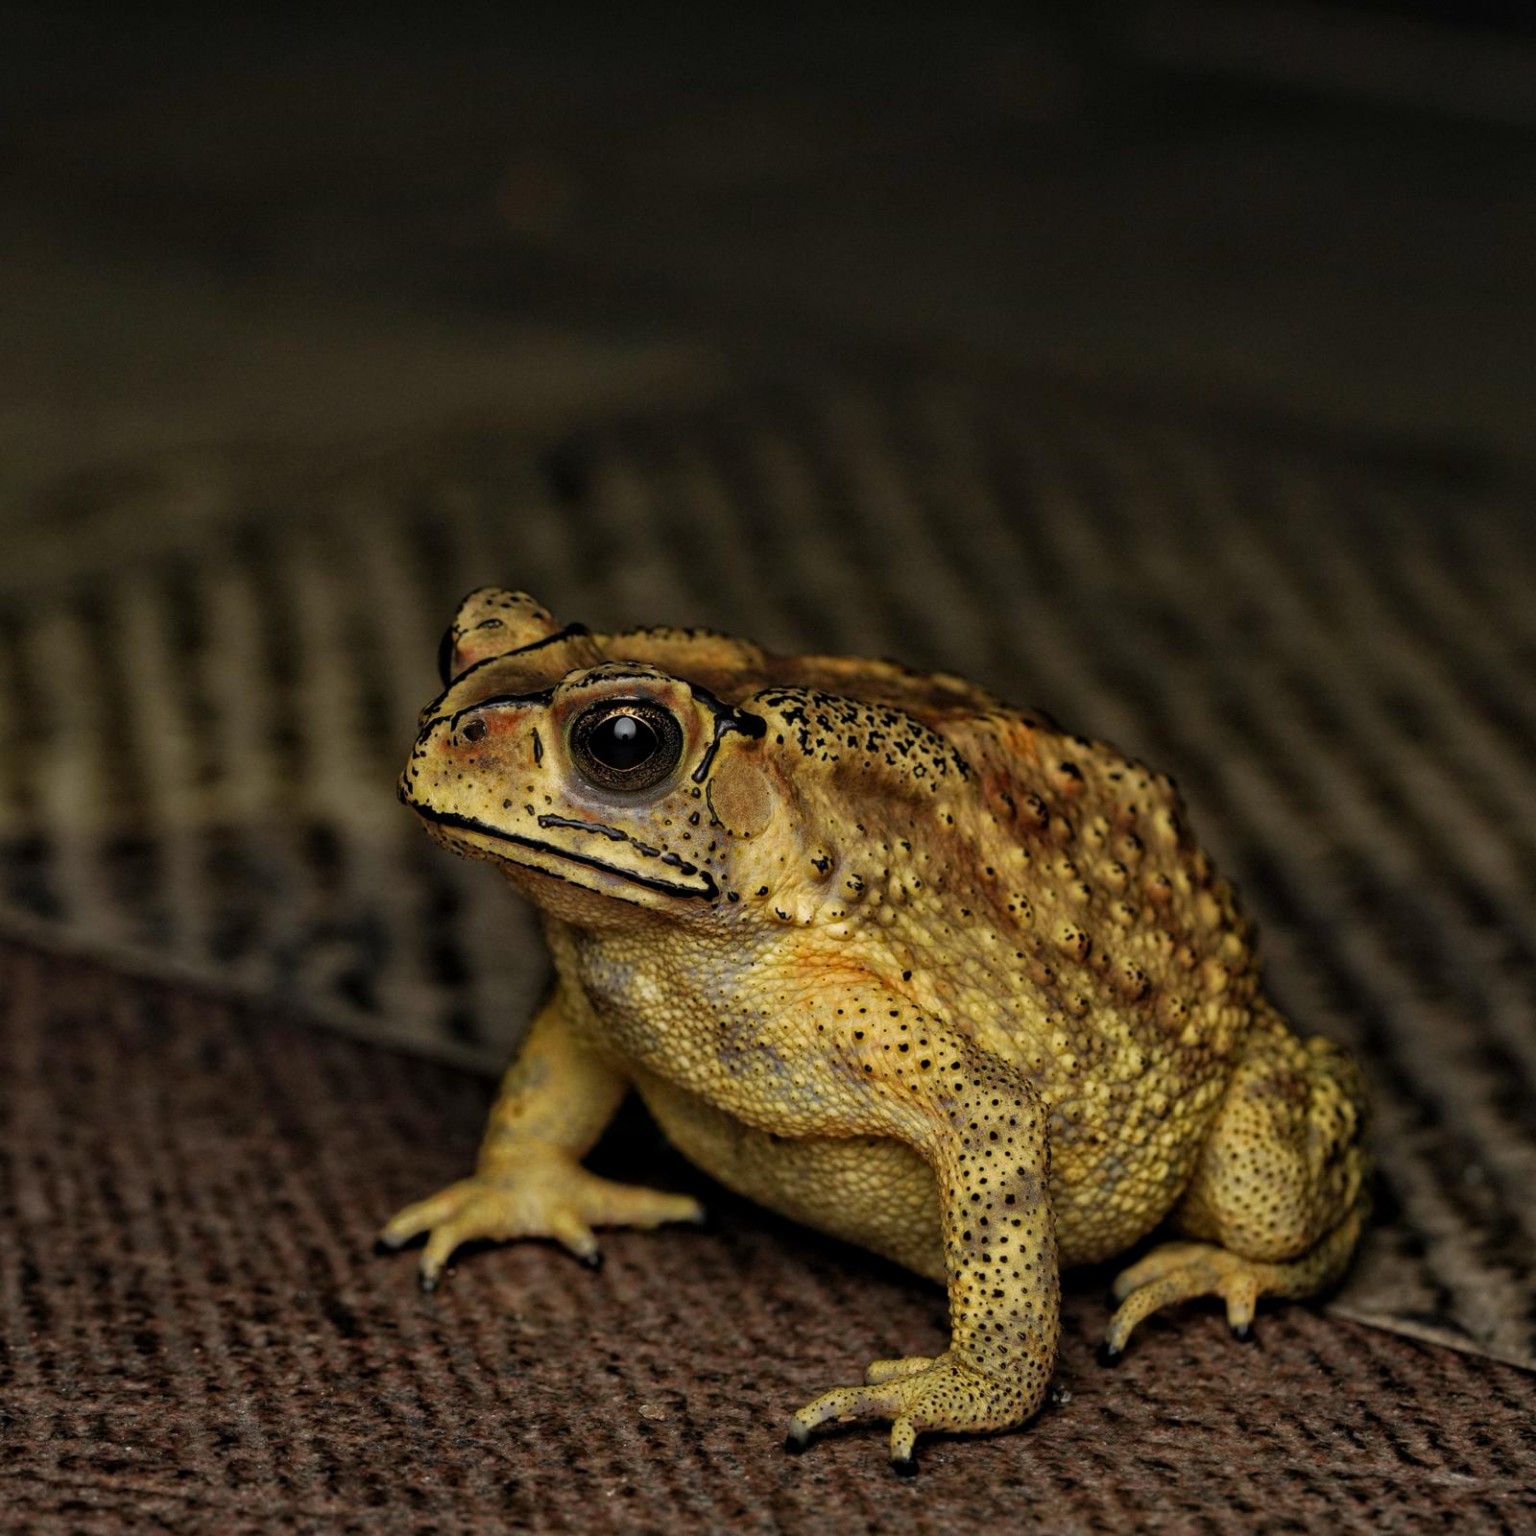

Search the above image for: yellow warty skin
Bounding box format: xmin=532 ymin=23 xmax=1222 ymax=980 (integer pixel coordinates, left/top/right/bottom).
xmin=382 ymin=589 xmax=1369 ymax=1471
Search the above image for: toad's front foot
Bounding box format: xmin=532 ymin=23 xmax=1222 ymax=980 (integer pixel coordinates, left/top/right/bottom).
xmin=378 ymin=1148 xmax=704 ymax=1290
xmin=785 ymin=1351 xmax=1043 ymax=1473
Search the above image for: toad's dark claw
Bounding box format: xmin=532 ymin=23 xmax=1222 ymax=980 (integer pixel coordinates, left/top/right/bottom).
xmin=783 ymin=1426 xmax=810 ymax=1455
xmin=1096 ymin=1341 xmax=1122 ymax=1368
xmin=891 ymin=1455 xmax=919 ymax=1478
xmin=1231 ymin=1321 xmax=1255 ymax=1343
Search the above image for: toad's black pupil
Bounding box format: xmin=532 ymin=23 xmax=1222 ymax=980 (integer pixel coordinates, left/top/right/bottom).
xmin=591 ymin=712 xmax=656 ymax=770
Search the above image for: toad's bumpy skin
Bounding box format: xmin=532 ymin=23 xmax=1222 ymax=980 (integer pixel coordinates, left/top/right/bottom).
xmin=381 ymin=588 xmax=1370 ymax=1470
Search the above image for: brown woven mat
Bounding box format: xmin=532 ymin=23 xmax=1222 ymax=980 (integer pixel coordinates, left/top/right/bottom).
xmin=3 ymin=934 xmax=1533 ymax=1535
xmin=2 ymin=374 xmax=1534 ymax=1372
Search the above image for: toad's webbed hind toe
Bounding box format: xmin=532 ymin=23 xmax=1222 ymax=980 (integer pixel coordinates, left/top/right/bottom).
xmin=1102 ymin=1193 xmax=1368 ymax=1357
xmin=1102 ymin=1001 xmax=1372 ymax=1359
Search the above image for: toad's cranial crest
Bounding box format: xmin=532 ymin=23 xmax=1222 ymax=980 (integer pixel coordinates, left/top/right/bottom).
xmin=382 ymin=586 xmax=1370 ymax=1472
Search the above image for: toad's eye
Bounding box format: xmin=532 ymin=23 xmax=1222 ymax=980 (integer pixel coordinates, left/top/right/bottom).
xmin=570 ymin=700 xmax=683 ymax=793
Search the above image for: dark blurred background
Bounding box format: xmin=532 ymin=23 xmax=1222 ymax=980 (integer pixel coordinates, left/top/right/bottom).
xmin=4 ymin=0 xmax=1534 ymax=545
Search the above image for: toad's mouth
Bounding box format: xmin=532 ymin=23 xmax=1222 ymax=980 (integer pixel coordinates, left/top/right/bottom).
xmin=409 ymin=802 xmax=719 ymax=900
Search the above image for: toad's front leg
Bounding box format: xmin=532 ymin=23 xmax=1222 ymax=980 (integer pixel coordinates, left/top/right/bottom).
xmin=379 ymin=985 xmax=702 ymax=1288
xmin=778 ymin=1004 xmax=1059 ymax=1472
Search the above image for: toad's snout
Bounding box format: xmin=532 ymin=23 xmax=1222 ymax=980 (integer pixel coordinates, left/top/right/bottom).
xmin=399 ymin=700 xmax=533 ymax=818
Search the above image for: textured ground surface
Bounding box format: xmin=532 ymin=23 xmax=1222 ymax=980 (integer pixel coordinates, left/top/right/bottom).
xmin=3 ymin=936 xmax=1534 ymax=1535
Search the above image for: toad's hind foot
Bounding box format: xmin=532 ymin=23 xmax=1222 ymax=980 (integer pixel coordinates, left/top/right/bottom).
xmin=1102 ymin=1195 xmax=1367 ymax=1358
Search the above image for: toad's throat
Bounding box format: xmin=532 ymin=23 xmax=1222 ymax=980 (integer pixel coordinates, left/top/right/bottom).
xmin=411 ymin=804 xmax=719 ymax=900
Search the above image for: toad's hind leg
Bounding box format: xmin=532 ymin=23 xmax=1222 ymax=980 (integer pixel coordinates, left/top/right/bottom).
xmin=1104 ymin=1005 xmax=1369 ymax=1357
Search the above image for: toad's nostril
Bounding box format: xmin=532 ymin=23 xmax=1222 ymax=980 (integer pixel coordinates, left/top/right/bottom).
xmin=462 ymin=717 xmax=487 ymax=743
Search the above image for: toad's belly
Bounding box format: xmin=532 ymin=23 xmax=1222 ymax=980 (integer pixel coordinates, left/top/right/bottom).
xmin=631 ymin=1067 xmax=946 ymax=1280
xmin=631 ymin=1070 xmax=1165 ymax=1276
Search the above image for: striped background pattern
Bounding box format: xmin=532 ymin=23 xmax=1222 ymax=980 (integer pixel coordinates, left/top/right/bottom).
xmin=1 ymin=376 xmax=1532 ymax=1370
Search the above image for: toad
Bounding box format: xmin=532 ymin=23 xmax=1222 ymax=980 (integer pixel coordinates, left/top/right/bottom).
xmin=381 ymin=588 xmax=1368 ymax=1471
